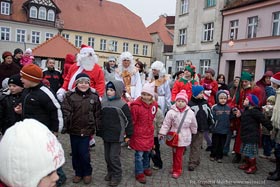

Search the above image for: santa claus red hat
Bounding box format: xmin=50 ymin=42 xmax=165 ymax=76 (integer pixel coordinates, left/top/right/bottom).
xmin=80 ymin=44 xmax=95 ymax=55
xmin=271 ymin=72 xmax=280 ymax=85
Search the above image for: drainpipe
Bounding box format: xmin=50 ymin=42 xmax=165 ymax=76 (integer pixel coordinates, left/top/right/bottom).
xmin=217 ymin=10 xmax=224 ymax=75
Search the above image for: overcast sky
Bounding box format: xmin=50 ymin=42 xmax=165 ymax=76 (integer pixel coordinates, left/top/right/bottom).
xmin=108 ymin=0 xmax=176 ymax=26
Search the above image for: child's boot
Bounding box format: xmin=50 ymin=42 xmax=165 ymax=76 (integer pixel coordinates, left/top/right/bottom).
xmin=238 ymin=157 xmax=249 ymax=170
xmin=135 ymin=173 xmax=146 ymax=184
xmin=245 ymin=158 xmax=257 ymax=174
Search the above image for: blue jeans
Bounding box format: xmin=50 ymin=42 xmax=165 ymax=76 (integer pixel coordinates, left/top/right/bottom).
xmin=70 ymin=135 xmax=92 ymax=177
xmin=275 ymin=143 xmax=280 ymax=158
xmin=135 ymin=151 xmax=150 ymax=175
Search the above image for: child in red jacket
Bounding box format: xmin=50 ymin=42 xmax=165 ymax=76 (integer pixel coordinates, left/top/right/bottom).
xmin=129 ymin=82 xmax=158 ymax=184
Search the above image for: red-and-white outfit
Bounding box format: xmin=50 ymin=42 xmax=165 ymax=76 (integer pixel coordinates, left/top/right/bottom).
xmin=57 ymin=44 xmax=105 ymax=102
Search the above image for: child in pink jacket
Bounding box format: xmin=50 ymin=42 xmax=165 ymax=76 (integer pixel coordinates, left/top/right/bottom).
xmin=159 ymin=90 xmax=197 ymax=179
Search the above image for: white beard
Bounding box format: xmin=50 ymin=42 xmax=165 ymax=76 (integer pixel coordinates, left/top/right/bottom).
xmin=78 ymin=54 xmax=95 ymax=71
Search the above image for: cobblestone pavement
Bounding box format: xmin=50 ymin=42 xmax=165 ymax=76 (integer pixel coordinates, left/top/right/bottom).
xmin=58 ymin=135 xmax=280 ymax=187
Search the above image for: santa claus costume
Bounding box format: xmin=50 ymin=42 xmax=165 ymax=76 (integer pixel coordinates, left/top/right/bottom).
xmin=57 ymin=44 xmax=105 ymax=102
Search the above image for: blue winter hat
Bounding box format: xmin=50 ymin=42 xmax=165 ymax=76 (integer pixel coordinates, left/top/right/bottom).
xmin=246 ymin=94 xmax=259 ymax=106
xmin=192 ymin=85 xmax=204 ymax=97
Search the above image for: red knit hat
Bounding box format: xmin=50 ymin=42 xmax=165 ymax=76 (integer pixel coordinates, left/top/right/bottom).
xmin=271 ymin=72 xmax=280 ymax=85
xmin=2 ymin=51 xmax=13 ymax=60
xmin=175 ymin=90 xmax=188 ymax=103
xmin=20 ymin=64 xmax=43 ymax=83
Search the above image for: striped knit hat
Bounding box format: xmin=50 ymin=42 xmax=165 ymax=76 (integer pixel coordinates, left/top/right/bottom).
xmin=20 ymin=64 xmax=43 ymax=83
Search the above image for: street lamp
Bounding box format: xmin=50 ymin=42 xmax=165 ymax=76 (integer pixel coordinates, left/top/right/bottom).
xmin=215 ymin=42 xmax=220 ymax=54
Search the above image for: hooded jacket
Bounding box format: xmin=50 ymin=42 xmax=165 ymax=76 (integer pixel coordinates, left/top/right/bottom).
xmin=129 ymin=97 xmax=158 ymax=151
xmin=62 ymin=87 xmax=101 ymax=136
xmin=211 ymin=90 xmax=232 ymax=134
xmin=99 ymin=80 xmax=133 ymax=142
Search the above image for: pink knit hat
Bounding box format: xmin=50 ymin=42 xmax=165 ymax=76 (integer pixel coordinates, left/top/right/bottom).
xmin=141 ymin=82 xmax=155 ymax=97
xmin=175 ymin=90 xmax=188 ymax=103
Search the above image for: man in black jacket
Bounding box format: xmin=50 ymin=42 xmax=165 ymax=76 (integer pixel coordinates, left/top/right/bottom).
xmin=43 ymin=58 xmax=63 ymax=93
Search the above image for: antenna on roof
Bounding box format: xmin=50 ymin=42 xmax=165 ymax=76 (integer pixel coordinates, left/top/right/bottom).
xmin=99 ymin=0 xmax=103 ymax=7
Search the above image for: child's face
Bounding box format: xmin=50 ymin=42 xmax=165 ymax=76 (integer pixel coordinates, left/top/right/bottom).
xmin=218 ymin=94 xmax=227 ymax=105
xmin=38 ymin=171 xmax=59 ymax=187
xmin=8 ymin=84 xmax=23 ymax=94
xmin=21 ymin=77 xmax=35 ymax=88
xmin=107 ymin=88 xmax=116 ymax=97
xmin=243 ymin=97 xmax=250 ymax=107
xmin=76 ymin=80 xmax=90 ymax=92
xmin=141 ymin=92 xmax=153 ymax=103
xmin=176 ymin=99 xmax=186 ymax=109
xmin=195 ymin=91 xmax=204 ymax=99
xmin=266 ymin=101 xmax=273 ymax=106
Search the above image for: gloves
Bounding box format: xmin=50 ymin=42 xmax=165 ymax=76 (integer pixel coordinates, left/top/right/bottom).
xmin=56 ymin=88 xmax=66 ymax=102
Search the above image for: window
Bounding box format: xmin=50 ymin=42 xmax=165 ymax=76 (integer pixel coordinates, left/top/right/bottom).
xmin=200 ymin=59 xmax=211 ymax=74
xmin=242 ymin=60 xmax=256 ymax=78
xmin=179 ymin=28 xmax=187 ymax=45
xmin=247 ymin=16 xmax=258 ymax=38
xmin=45 ymin=33 xmax=54 ymax=40
xmin=123 ymin=42 xmax=129 ymax=52
xmin=109 ymin=40 xmax=118 ymax=52
xmin=38 ymin=7 xmax=46 ymax=20
xmin=1 ymin=2 xmax=10 ymax=15
xmin=62 ymin=33 xmax=69 ymax=41
xmin=0 ymin=27 xmax=10 ymax=41
xmin=31 ymin=31 xmax=40 ymax=44
xmin=176 ymin=60 xmax=185 ymax=71
xmin=133 ymin=44 xmax=139 ymax=54
xmin=180 ymin=0 xmax=188 ymax=14
xmin=30 ymin=6 xmax=37 ymax=18
xmin=88 ymin=37 xmax=94 ymax=48
xmin=75 ymin=35 xmax=82 ymax=47
xmin=100 ymin=39 xmax=106 ymax=51
xmin=203 ymin=22 xmax=214 ymax=42
xmin=16 ymin=29 xmax=26 ymax=43
xmin=143 ymin=45 xmax=148 ymax=56
xmin=47 ymin=10 xmax=55 ymax=21
xmin=205 ymin=0 xmax=216 ymax=8
xmin=272 ymin=12 xmax=280 ymax=36
xmin=229 ymin=20 xmax=238 ymax=40
xmin=265 ymin=59 xmax=280 ymax=73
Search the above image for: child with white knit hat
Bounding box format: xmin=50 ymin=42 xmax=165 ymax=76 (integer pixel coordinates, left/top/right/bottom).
xmin=0 ymin=119 xmax=65 ymax=187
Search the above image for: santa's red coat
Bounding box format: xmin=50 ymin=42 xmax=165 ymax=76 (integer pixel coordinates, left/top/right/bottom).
xmin=62 ymin=64 xmax=105 ymax=96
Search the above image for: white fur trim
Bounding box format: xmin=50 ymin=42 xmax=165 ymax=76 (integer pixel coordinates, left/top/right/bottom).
xmin=68 ymin=67 xmax=83 ymax=91
xmin=271 ymin=77 xmax=280 ymax=85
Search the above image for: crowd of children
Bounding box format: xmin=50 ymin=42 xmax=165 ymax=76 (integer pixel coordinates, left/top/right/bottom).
xmin=1 ymin=46 xmax=280 ymax=186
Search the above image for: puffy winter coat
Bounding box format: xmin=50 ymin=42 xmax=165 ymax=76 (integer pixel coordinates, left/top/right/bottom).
xmin=240 ymin=107 xmax=272 ymax=144
xmin=159 ymin=105 xmax=197 ymax=147
xmin=100 ymin=80 xmax=133 ymax=142
xmin=129 ymin=97 xmax=158 ymax=151
xmin=62 ymin=88 xmax=101 ymax=136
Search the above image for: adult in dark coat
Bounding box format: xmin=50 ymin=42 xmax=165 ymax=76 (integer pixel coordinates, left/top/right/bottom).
xmin=0 ymin=51 xmax=20 ymax=89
